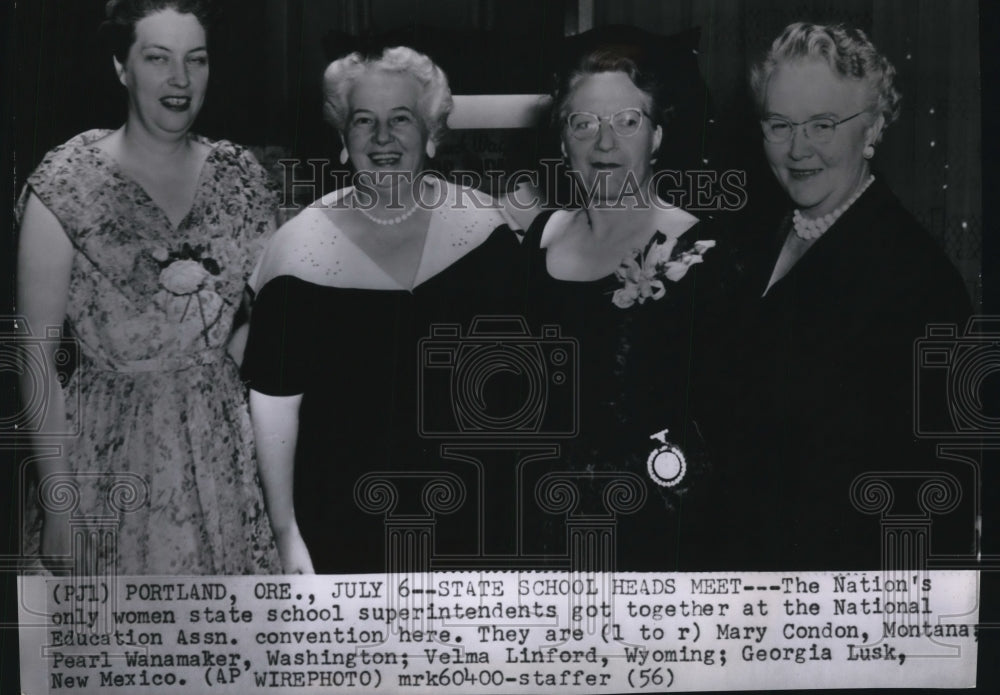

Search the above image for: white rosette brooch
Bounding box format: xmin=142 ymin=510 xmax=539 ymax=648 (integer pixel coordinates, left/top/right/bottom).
xmin=152 ymin=245 xmax=225 ymax=347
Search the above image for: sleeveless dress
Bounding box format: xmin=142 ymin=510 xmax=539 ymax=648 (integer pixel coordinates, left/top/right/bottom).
xmin=514 ymin=207 xmax=720 ymax=570
xmin=20 ymin=130 xmax=280 ymax=574
xmin=242 ymin=182 xmax=523 ymax=574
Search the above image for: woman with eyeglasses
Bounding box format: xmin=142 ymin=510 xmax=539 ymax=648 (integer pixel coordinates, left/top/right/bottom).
xmin=242 ymin=46 xmax=521 ymax=574
xmin=512 ymin=48 xmax=723 ymax=570
xmin=696 ymin=23 xmax=972 ymax=570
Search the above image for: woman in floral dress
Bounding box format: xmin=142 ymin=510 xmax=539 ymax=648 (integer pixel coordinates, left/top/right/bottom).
xmin=16 ymin=0 xmax=278 ymax=574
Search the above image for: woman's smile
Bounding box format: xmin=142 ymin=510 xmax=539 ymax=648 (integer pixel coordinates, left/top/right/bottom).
xmin=367 ymin=151 xmax=403 ymax=166
xmin=160 ymin=95 xmax=192 ymax=111
xmin=787 ymin=167 xmax=823 ymax=179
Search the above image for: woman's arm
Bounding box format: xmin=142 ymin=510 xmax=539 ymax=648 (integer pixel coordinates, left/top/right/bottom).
xmin=230 ymin=207 xmax=280 ymax=366
xmin=16 ymin=193 xmax=75 ymax=570
xmin=226 ymin=287 xmax=253 ymax=366
xmin=249 ymin=389 xmax=314 ymax=574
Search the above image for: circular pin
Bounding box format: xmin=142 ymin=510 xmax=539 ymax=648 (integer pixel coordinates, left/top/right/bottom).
xmin=647 ymin=444 xmax=687 ymax=488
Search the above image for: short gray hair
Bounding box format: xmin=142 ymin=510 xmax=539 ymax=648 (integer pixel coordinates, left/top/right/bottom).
xmin=751 ymin=22 xmax=901 ymax=143
xmin=322 ymin=46 xmax=453 ymax=144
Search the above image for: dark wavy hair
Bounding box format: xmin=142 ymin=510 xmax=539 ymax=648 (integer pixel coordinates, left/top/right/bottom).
xmin=99 ymin=0 xmax=219 ymax=62
xmin=551 ymin=49 xmax=674 ymax=134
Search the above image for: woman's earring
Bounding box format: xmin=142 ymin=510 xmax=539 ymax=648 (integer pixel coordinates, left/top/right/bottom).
xmin=863 ymin=144 xmax=875 ymax=159
xmin=339 ymin=147 xmax=349 ymax=165
xmin=425 ymin=140 xmax=436 ymax=159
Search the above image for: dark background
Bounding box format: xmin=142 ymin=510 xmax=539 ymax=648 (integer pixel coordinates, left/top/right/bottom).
xmin=2 ymin=1 xmax=996 ymax=693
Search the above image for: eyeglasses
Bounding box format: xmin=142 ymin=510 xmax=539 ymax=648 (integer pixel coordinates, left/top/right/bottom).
xmin=566 ymin=108 xmax=649 ymax=139
xmin=760 ymin=111 xmax=866 ymax=144
xmin=348 ymin=112 xmax=418 ymax=135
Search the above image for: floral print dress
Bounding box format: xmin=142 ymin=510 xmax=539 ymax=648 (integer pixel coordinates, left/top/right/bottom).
xmin=20 ymin=130 xmax=280 ymax=574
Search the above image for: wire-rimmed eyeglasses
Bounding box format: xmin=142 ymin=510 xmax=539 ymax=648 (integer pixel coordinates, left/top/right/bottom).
xmin=760 ymin=111 xmax=866 ymax=144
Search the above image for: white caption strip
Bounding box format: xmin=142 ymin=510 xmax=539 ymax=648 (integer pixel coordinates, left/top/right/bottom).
xmin=19 ymin=571 xmax=978 ymax=693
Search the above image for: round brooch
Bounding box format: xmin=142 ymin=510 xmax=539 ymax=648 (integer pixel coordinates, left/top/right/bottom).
xmin=646 ymin=429 xmax=687 ymax=488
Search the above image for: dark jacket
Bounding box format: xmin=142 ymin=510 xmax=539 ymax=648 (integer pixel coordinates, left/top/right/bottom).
xmin=692 ymin=176 xmax=973 ymax=570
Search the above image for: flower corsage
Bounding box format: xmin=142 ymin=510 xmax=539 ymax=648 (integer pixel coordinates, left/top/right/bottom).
xmin=150 ymin=243 xmax=225 ymax=346
xmin=612 ymin=231 xmax=715 ymax=308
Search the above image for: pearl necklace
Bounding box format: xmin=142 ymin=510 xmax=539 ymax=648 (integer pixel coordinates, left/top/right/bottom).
xmin=792 ymin=175 xmax=875 ymax=240
xmin=352 ymin=195 xmax=420 ymax=226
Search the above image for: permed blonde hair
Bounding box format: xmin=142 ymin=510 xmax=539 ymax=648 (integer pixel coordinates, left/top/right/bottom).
xmin=750 ymin=22 xmax=901 ymax=143
xmin=322 ymin=46 xmax=453 ymax=144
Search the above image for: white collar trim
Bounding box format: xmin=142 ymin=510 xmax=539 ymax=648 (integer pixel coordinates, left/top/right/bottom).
xmin=540 ymin=199 xmax=699 ymax=248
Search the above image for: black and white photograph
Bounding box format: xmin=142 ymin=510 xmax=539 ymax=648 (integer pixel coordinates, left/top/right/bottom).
xmin=2 ymin=1 xmax=996 ymax=693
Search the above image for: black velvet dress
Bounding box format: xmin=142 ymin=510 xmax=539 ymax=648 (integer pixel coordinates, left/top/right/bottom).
xmin=242 ymin=184 xmax=524 ymax=574
xmin=511 ymin=208 xmax=724 ymax=571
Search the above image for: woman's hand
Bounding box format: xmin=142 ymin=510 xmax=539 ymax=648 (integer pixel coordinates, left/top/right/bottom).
xmin=275 ymin=523 xmax=314 ymax=574
xmin=40 ymin=510 xmax=98 ymax=576
xmin=39 ymin=511 xmax=71 ymax=573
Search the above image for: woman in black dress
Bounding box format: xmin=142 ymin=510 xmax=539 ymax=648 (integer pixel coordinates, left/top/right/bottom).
xmin=242 ymin=47 xmax=521 ymax=574
xmin=515 ymin=49 xmax=723 ymax=570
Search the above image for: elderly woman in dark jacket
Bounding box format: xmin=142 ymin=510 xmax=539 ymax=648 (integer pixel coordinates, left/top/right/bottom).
xmin=698 ymin=22 xmax=972 ymax=570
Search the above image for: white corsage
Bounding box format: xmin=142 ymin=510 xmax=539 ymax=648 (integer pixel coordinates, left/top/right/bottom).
xmin=149 ymin=244 xmax=225 ymax=347
xmin=159 ymin=259 xmax=210 ymax=296
xmin=612 ymin=231 xmax=715 ymax=308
